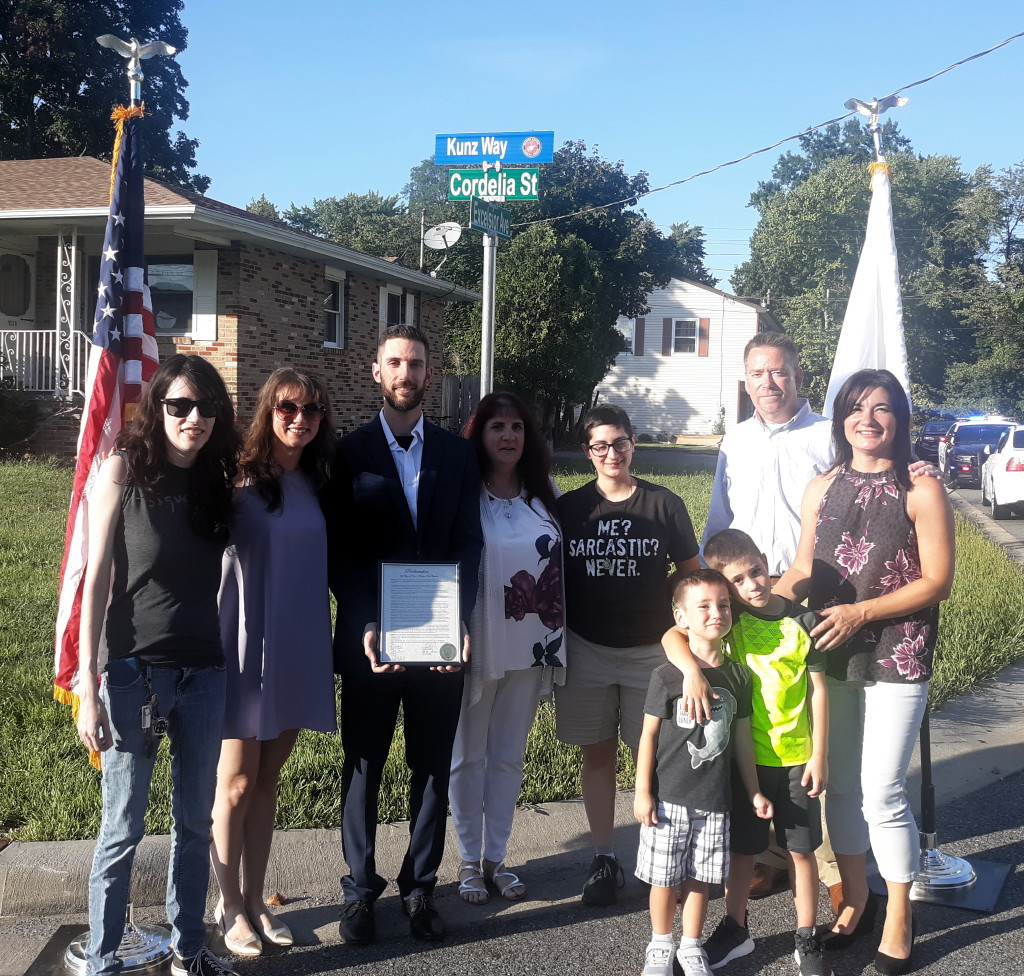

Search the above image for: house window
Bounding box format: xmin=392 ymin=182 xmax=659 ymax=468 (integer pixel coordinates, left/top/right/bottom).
xmin=379 ymin=284 xmax=413 ymax=333
xmin=148 ymin=258 xmax=194 ymax=335
xmin=615 ymin=316 xmax=634 ymax=355
xmin=0 ymin=254 xmax=32 ymax=317
xmin=324 ymin=272 xmax=345 ymax=347
xmin=673 ymin=319 xmax=697 ymax=354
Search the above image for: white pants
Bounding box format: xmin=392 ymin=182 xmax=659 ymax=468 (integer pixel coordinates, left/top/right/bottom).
xmin=826 ymin=677 xmax=928 ymax=883
xmin=449 ymin=667 xmax=544 ymax=864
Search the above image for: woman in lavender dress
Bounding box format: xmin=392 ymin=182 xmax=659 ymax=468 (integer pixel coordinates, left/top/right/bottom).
xmin=448 ymin=392 xmax=565 ymax=904
xmin=777 ymin=369 xmax=954 ymax=975
xmin=211 ymin=369 xmax=336 ymax=954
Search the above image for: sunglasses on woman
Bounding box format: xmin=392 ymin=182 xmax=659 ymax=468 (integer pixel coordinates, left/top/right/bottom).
xmin=161 ymin=397 xmax=220 ymax=418
xmin=275 ymin=400 xmax=327 ymax=419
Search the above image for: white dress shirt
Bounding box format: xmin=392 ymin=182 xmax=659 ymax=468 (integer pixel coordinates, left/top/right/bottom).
xmin=380 ymin=410 xmax=425 ymax=528
xmin=701 ymin=399 xmax=834 ymax=576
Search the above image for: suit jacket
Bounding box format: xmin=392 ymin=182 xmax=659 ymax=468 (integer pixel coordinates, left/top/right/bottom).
xmin=326 ymin=415 xmax=483 ymax=677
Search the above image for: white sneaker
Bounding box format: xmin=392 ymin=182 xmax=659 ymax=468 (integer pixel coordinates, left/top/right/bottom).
xmin=677 ymin=945 xmax=714 ymax=976
xmin=643 ymin=940 xmax=675 ymax=976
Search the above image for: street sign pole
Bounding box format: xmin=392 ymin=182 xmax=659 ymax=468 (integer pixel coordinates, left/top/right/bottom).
xmin=480 ymin=232 xmax=497 ymax=397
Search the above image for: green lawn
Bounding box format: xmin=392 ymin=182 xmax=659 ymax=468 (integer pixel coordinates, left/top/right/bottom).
xmin=1 ymin=459 xmax=1022 ymax=841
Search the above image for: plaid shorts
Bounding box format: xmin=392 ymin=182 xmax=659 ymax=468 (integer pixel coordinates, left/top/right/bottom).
xmin=635 ymin=799 xmax=730 ymax=887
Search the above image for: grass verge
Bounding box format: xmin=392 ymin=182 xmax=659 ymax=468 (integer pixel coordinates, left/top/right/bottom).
xmin=0 ymin=460 xmax=1021 ymax=841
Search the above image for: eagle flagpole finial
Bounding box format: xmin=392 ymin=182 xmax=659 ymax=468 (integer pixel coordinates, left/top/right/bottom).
xmin=97 ymin=34 xmax=177 ymax=105
xmin=843 ymin=95 xmax=909 ymax=161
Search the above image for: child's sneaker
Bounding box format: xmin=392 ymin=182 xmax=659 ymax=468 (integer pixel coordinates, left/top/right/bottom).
xmin=642 ymin=939 xmax=676 ymax=976
xmin=703 ymin=914 xmax=754 ymax=969
xmin=170 ymin=947 xmax=239 ymax=976
xmin=793 ymin=927 xmax=831 ymax=976
xmin=676 ymin=944 xmax=714 ymax=976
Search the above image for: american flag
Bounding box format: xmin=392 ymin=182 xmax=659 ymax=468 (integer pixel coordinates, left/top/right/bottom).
xmin=54 ymin=107 xmax=159 ymax=720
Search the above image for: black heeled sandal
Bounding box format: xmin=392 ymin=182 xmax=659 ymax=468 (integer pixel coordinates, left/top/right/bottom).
xmin=823 ymin=890 xmax=878 ymax=951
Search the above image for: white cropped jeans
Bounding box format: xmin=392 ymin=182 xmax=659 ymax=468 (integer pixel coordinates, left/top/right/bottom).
xmin=448 ymin=667 xmax=544 ymax=864
xmin=825 ymin=677 xmax=928 ymax=884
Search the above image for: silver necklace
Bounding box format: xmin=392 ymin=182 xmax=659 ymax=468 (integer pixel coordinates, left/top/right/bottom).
xmin=485 ymin=479 xmax=519 ymax=518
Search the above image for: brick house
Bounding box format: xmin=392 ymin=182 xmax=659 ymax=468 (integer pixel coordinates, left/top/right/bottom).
xmin=0 ymin=158 xmax=478 ymax=451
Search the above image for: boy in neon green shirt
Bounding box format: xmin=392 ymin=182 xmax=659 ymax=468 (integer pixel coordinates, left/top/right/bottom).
xmin=663 ymin=529 xmax=830 ymax=976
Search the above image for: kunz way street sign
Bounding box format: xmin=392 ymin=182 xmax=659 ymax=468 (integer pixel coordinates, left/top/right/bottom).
xmin=470 ymin=198 xmax=512 ymax=239
xmin=435 ymin=131 xmax=554 ymax=165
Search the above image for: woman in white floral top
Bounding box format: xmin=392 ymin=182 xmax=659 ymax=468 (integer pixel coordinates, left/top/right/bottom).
xmin=448 ymin=392 xmax=564 ymax=905
xmin=777 ymin=369 xmax=954 ymax=976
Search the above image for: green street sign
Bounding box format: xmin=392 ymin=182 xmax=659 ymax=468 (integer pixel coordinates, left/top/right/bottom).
xmin=470 ymin=197 xmax=512 ymax=239
xmin=448 ymin=167 xmax=539 ymax=201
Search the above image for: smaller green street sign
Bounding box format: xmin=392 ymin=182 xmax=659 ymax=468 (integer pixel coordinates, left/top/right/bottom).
xmin=470 ymin=197 xmax=512 ymax=239
xmin=448 ymin=168 xmax=539 ymax=201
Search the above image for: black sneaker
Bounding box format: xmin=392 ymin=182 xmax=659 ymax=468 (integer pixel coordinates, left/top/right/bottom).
xmin=170 ymin=947 xmax=239 ymax=976
xmin=580 ymin=854 xmax=625 ymax=906
xmin=703 ymin=914 xmax=754 ymax=970
xmin=338 ymin=898 xmax=376 ymax=944
xmin=794 ymin=927 xmax=832 ymax=976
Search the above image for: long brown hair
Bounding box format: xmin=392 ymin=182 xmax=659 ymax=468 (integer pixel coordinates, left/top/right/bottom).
xmin=462 ymin=392 xmax=557 ymax=516
xmin=240 ymin=367 xmax=336 ymax=510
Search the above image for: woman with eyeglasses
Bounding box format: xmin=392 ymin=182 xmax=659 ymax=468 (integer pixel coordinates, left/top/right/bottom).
xmin=210 ymin=368 xmax=337 ymax=955
xmin=448 ymin=392 xmax=565 ymax=905
xmin=556 ymin=404 xmax=700 ymax=907
xmin=76 ymin=354 xmax=239 ymax=976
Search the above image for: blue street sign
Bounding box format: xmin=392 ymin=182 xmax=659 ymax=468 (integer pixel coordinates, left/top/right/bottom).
xmin=435 ymin=131 xmax=555 ymax=165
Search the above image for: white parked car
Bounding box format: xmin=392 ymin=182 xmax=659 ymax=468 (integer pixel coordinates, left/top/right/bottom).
xmin=981 ymin=424 xmax=1024 ymax=519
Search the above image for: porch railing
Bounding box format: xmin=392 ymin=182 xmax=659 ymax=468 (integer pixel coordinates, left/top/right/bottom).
xmin=1 ymin=329 xmax=91 ymax=397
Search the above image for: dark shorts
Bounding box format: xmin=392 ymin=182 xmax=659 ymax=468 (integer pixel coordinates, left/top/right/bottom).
xmin=730 ymin=763 xmax=822 ymax=856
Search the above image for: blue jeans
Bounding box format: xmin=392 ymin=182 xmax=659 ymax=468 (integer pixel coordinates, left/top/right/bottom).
xmin=86 ymin=659 xmax=225 ymax=975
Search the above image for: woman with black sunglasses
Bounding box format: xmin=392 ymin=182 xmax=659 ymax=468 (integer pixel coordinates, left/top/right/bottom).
xmin=210 ymin=368 xmax=337 ymax=955
xmin=76 ymin=354 xmax=239 ymax=976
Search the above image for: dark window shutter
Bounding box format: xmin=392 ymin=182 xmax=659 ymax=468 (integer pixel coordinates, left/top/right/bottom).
xmin=634 ymin=317 xmax=645 ymax=356
xmin=662 ymin=318 xmax=673 ymax=356
xmin=698 ymin=317 xmax=710 ymax=357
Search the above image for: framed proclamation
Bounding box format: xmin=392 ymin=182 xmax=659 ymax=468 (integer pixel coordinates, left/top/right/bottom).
xmin=378 ymin=561 xmax=461 ymax=666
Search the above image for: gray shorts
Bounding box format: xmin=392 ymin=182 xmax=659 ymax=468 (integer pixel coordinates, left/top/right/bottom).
xmin=635 ymin=800 xmax=730 ymax=887
xmin=554 ymin=630 xmax=666 ymax=752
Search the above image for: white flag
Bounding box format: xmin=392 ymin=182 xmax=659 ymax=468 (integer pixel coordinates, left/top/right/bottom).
xmin=823 ymin=161 xmax=911 ymax=418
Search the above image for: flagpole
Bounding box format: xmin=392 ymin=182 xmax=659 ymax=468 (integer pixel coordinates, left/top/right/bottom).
xmin=60 ymin=33 xmax=178 ymax=975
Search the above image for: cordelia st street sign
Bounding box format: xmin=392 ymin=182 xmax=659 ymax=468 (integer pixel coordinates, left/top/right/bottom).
xmin=435 ymin=130 xmax=554 ymax=165
xmin=470 ymin=197 xmax=512 ymax=239
xmin=448 ymin=168 xmax=539 ymax=201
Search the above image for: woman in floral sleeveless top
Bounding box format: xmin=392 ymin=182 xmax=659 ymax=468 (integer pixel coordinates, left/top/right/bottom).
xmin=777 ymin=369 xmax=954 ymax=975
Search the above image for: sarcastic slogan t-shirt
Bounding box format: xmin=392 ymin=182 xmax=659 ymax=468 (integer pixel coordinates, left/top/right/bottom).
xmin=558 ymin=478 xmax=699 ymax=647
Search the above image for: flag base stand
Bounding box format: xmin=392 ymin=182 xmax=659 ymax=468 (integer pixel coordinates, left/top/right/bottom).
xmin=62 ymin=904 xmax=172 ymax=974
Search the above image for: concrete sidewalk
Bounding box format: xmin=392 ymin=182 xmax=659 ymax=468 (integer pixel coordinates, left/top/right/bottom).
xmin=2 ymin=657 xmax=1022 ymax=975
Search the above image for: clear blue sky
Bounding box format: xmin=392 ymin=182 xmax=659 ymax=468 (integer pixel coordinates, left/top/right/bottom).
xmin=174 ymin=1 xmax=1023 ymax=291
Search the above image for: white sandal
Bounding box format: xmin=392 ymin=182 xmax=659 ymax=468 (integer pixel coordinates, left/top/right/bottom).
xmin=458 ymin=862 xmax=490 ymax=904
xmin=484 ymin=859 xmax=527 ymax=901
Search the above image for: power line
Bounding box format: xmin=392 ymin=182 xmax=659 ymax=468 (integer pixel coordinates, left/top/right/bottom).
xmin=514 ymin=30 xmax=1024 ymax=231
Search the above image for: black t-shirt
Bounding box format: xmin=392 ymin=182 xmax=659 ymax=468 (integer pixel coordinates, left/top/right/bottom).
xmin=644 ymin=660 xmax=752 ymax=812
xmin=558 ymin=478 xmax=699 ymax=646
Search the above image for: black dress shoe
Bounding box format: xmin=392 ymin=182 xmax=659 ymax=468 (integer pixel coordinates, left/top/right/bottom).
xmin=402 ymin=894 xmax=446 ymax=942
xmin=824 ymin=890 xmax=878 ymax=951
xmin=338 ymin=898 xmax=376 ymax=944
xmin=874 ymin=917 xmax=916 ymax=974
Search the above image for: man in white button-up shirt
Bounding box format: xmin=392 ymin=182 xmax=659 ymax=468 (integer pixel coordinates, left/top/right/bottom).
xmin=701 ymin=333 xmax=833 ymax=577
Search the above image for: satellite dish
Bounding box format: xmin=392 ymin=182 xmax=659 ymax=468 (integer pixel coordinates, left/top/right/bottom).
xmin=423 ymin=222 xmax=462 ymax=250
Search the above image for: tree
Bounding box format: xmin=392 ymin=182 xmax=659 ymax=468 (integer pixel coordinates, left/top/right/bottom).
xmin=282 ymin=192 xmax=420 ymax=264
xmin=246 ymin=193 xmax=281 ymax=221
xmin=667 ymin=221 xmax=717 ymax=286
xmin=732 ymin=124 xmax=998 ymax=406
xmin=0 ymin=0 xmax=209 ymax=192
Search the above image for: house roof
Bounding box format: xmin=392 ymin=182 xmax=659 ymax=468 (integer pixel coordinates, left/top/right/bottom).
xmin=0 ymin=158 xmax=479 ymax=302
xmin=668 ymin=277 xmax=782 ymax=331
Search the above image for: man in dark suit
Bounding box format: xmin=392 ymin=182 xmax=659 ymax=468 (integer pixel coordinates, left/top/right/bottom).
xmin=327 ymin=324 xmax=482 ymax=944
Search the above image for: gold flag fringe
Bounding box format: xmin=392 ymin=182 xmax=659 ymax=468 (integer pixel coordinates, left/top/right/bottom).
xmin=868 ymin=161 xmax=891 ymax=176
xmin=107 ymin=104 xmax=146 ymax=203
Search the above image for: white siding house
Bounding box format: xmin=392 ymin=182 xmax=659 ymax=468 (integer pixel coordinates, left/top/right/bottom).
xmin=596 ymin=278 xmax=781 ymax=438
